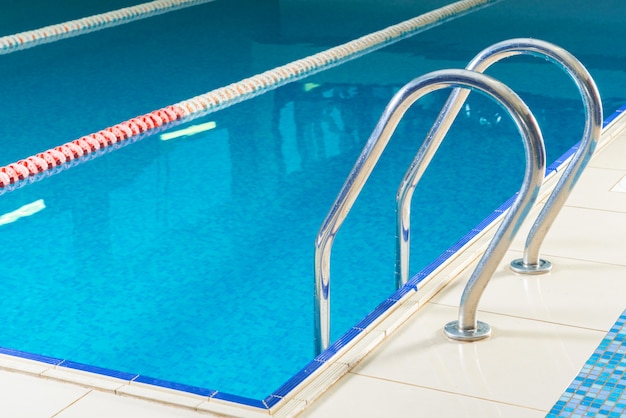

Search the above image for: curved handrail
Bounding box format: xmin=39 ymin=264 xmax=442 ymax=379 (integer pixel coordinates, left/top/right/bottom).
xmin=395 ymin=38 xmax=602 ymax=286
xmin=314 ymin=68 xmax=546 ymax=354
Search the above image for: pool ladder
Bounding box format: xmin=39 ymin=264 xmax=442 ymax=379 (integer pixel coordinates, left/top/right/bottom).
xmin=314 ymin=38 xmax=602 ymax=354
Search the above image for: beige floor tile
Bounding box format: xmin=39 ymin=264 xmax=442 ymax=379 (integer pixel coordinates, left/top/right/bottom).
xmin=300 ymin=373 xmax=545 ymax=418
xmin=566 ymin=167 xmax=626 ymax=212
xmin=350 ymin=304 xmax=603 ymax=412
xmin=432 ymin=250 xmax=626 ymax=331
xmin=0 ymin=371 xmax=89 ymax=417
xmin=589 ymin=131 xmax=626 ymax=171
xmin=55 ymin=390 xmax=207 ymax=418
xmin=509 ymin=205 xmax=626 ymax=266
xmin=611 ymin=174 xmax=626 ymax=193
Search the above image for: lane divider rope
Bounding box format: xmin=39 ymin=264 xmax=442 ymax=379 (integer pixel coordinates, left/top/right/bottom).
xmin=0 ymin=0 xmax=215 ymax=55
xmin=0 ymin=0 xmax=500 ymax=188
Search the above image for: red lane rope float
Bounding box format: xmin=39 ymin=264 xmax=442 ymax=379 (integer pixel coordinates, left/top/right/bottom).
xmin=0 ymin=0 xmax=216 ymax=55
xmin=0 ymin=0 xmax=498 ymax=189
xmin=0 ymin=106 xmax=182 ymax=187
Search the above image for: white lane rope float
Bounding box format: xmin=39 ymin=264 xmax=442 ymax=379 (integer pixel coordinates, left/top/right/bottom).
xmin=0 ymin=0 xmax=216 ymax=55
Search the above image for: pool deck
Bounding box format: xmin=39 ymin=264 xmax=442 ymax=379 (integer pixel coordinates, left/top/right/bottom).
xmin=1 ymin=113 xmax=625 ymax=417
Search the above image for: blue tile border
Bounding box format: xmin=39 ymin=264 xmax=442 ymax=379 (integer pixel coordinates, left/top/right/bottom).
xmin=602 ymin=103 xmax=626 ymax=128
xmin=210 ymin=390 xmax=267 ymax=409
xmin=0 ymin=347 xmax=63 ymax=366
xmin=270 ymin=360 xmax=324 ymax=399
xmin=548 ymin=142 xmax=579 ymax=174
xmin=59 ymin=359 xmax=139 ymax=381
xmin=548 ymin=309 xmax=626 ymax=417
xmin=546 ymin=104 xmax=626 ymax=176
xmin=133 ymin=374 xmax=216 ymax=397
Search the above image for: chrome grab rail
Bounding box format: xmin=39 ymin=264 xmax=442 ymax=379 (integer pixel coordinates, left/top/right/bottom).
xmin=395 ymin=39 xmax=602 ymax=286
xmin=314 ymin=68 xmax=546 ymax=354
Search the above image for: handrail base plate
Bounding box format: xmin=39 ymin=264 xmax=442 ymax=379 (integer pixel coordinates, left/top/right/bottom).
xmin=444 ymin=320 xmax=491 ymax=341
xmin=509 ymin=258 xmax=552 ymax=275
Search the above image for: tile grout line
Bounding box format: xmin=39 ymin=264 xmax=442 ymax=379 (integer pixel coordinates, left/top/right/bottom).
xmin=349 ymin=372 xmax=549 ymax=414
xmin=50 ymin=389 xmax=94 ymax=417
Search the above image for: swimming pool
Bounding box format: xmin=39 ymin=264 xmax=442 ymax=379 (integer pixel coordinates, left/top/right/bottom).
xmin=0 ymin=0 xmax=624 ymax=409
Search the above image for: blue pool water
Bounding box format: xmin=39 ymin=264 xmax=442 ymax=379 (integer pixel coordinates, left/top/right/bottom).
xmin=0 ymin=0 xmax=625 ymax=401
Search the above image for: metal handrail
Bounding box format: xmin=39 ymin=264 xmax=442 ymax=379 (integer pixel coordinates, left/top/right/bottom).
xmin=314 ymin=68 xmax=546 ymax=354
xmin=395 ymin=39 xmax=602 ymax=286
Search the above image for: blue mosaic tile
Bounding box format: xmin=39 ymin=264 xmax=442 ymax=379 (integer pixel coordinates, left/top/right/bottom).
xmin=549 ymin=310 xmax=626 ymax=417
